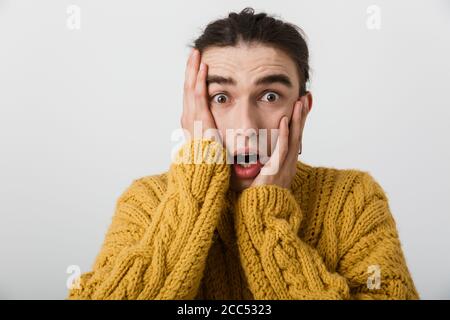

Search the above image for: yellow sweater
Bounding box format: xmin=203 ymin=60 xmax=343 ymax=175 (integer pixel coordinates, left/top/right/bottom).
xmin=67 ymin=139 xmax=419 ymax=300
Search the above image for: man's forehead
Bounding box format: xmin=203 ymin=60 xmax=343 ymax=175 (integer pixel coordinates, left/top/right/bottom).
xmin=202 ymin=45 xmax=293 ymax=69
xmin=202 ymin=45 xmax=298 ymax=86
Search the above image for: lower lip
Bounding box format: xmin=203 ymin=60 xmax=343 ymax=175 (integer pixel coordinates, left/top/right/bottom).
xmin=232 ymin=160 xmax=262 ymax=180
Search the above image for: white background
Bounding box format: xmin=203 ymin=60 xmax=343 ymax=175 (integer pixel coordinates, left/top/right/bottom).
xmin=0 ymin=0 xmax=449 ymax=299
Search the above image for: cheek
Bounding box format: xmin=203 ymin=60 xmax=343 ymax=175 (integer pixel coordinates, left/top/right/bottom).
xmin=210 ymin=107 xmax=230 ymax=143
xmin=261 ymin=100 xmax=294 ymax=124
xmin=260 ymin=110 xmax=285 ymax=128
xmin=210 ymin=102 xmax=294 ymax=154
xmin=260 ymin=104 xmax=294 ymax=153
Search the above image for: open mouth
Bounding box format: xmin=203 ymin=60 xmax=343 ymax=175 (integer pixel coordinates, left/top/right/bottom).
xmin=232 ymin=152 xmax=262 ymax=179
xmin=234 ymin=153 xmax=259 ymax=166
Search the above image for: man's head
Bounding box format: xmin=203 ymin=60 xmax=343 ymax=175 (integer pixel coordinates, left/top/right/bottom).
xmin=192 ymin=7 xmax=313 ymax=191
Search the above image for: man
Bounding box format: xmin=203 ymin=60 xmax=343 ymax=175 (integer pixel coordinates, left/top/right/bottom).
xmin=68 ymin=7 xmax=419 ymax=300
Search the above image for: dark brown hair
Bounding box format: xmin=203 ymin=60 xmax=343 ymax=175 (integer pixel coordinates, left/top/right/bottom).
xmin=190 ymin=7 xmax=310 ymax=96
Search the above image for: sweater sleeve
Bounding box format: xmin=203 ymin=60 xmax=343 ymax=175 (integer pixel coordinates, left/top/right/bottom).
xmin=67 ymin=139 xmax=230 ymax=300
xmin=233 ymin=171 xmax=419 ymax=300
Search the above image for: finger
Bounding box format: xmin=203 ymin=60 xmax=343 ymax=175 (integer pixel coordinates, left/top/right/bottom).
xmin=287 ymin=101 xmax=303 ymax=160
xmin=184 ymin=48 xmax=200 ymax=92
xmin=300 ymin=99 xmax=309 ymax=132
xmin=194 ymin=62 xmax=209 ymax=111
xmin=261 ymin=116 xmax=289 ymax=175
xmin=298 ymin=100 xmax=309 ymax=154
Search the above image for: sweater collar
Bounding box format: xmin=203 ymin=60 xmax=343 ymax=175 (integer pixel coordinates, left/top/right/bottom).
xmin=291 ymin=159 xmax=313 ymax=194
xmin=224 ymin=159 xmax=312 ymax=200
xmin=217 ymin=160 xmax=312 ymax=250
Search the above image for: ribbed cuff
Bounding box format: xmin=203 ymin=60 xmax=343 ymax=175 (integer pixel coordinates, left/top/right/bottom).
xmin=171 ymin=139 xmax=230 ymax=203
xmin=236 ymin=184 xmax=303 ymax=232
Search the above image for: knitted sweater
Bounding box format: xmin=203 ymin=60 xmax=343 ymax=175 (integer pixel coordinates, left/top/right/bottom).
xmin=67 ymin=139 xmax=419 ymax=300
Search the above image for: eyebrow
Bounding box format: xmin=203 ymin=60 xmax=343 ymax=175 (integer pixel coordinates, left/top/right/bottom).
xmin=206 ymin=73 xmax=293 ymax=88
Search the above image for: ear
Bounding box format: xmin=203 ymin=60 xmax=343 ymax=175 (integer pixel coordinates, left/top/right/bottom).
xmin=299 ymin=91 xmax=313 ymax=113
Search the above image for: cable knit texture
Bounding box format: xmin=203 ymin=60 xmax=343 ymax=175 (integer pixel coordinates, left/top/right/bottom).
xmin=67 ymin=139 xmax=419 ymax=300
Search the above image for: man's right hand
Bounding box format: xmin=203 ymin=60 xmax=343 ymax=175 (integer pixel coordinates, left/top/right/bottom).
xmin=181 ymin=48 xmax=218 ymax=142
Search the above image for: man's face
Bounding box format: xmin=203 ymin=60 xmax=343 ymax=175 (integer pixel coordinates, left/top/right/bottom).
xmin=201 ymin=42 xmax=303 ymax=192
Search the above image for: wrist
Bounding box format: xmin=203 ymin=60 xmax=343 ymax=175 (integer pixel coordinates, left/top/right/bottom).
xmin=171 ymin=138 xmax=230 ymax=202
xmin=237 ymin=184 xmax=300 ymax=222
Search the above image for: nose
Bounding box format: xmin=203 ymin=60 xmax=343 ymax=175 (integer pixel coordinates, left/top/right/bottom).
xmin=232 ymin=99 xmax=260 ymax=147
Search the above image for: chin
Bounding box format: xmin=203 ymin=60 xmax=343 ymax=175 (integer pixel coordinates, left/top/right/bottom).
xmin=230 ymin=176 xmax=254 ymax=192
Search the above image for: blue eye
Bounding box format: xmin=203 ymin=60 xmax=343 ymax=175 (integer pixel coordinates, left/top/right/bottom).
xmin=212 ymin=93 xmax=228 ymax=104
xmin=261 ymin=91 xmax=280 ymax=102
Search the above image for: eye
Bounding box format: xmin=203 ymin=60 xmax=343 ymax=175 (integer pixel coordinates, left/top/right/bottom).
xmin=261 ymin=91 xmax=280 ymax=103
xmin=211 ymin=93 xmax=229 ymax=104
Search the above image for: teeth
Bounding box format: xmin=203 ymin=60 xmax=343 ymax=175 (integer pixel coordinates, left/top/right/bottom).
xmin=236 ymin=153 xmax=258 ymax=166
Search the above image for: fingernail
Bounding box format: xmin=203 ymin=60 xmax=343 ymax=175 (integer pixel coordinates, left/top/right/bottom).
xmin=284 ymin=116 xmax=289 ymax=125
xmin=200 ymin=62 xmax=205 ymax=70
